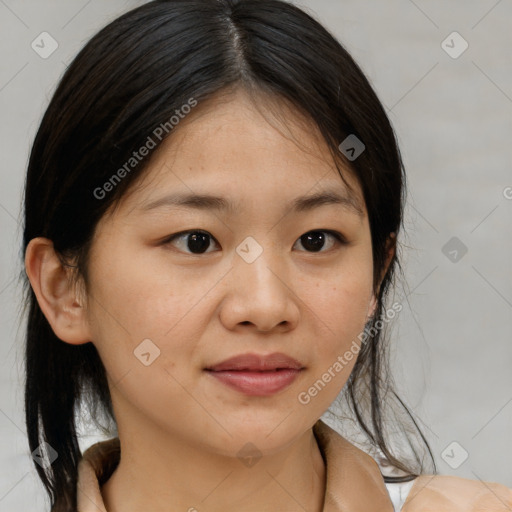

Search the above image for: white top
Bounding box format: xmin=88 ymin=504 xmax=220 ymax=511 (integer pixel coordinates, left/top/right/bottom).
xmin=374 ymin=452 xmax=416 ymax=512
xmin=384 ymin=479 xmax=416 ymax=512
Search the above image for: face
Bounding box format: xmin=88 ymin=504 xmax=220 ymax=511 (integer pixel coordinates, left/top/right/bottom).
xmin=82 ymin=89 xmax=378 ymax=457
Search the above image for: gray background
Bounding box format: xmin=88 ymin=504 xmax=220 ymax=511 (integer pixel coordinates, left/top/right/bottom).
xmin=1 ymin=0 xmax=511 ymax=509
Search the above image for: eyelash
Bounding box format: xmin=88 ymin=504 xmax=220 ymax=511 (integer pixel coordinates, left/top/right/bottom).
xmin=161 ymin=229 xmax=348 ymax=255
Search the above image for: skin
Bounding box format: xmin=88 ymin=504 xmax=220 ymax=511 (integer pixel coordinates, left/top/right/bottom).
xmin=25 ymin=88 xmax=394 ymax=512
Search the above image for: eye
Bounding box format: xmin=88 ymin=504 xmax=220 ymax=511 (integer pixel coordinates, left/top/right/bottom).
xmin=162 ymin=229 xmax=347 ymax=255
xmin=163 ymin=230 xmax=219 ymax=255
xmin=293 ymin=230 xmax=347 ymax=253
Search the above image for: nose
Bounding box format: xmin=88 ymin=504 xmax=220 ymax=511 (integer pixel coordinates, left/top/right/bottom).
xmin=218 ymin=246 xmax=300 ymax=334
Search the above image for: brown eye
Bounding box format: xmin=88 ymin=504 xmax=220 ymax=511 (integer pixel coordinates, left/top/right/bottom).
xmin=164 ymin=230 xmax=219 ymax=254
xmin=294 ymin=230 xmax=346 ymax=253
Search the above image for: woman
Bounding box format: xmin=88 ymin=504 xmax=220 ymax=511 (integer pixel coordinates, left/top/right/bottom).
xmin=22 ymin=0 xmax=512 ymax=510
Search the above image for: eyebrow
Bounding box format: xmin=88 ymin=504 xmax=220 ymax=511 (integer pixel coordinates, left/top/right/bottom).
xmin=139 ymin=188 xmax=365 ymax=218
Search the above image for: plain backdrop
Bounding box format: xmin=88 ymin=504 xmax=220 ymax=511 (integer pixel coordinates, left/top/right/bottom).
xmin=0 ymin=0 xmax=511 ymax=509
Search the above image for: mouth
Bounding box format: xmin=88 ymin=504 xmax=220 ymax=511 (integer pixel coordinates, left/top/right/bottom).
xmin=204 ymin=352 xmax=305 ymax=396
xmin=205 ymin=352 xmax=304 ymax=372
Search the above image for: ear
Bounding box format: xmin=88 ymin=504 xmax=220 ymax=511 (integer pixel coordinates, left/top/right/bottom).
xmin=367 ymin=232 xmax=397 ymax=319
xmin=25 ymin=237 xmax=92 ymax=345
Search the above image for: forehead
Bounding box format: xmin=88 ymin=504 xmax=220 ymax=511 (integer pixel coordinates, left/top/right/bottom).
xmin=117 ymin=88 xmax=366 ymax=219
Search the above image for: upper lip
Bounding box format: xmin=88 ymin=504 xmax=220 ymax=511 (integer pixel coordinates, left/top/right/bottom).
xmin=205 ymin=352 xmax=304 ymax=372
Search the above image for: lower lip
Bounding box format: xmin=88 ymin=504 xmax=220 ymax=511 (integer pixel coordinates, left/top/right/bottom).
xmin=205 ymin=369 xmax=302 ymax=396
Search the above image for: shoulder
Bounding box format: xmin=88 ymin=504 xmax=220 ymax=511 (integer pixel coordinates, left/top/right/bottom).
xmin=402 ymin=474 xmax=512 ymax=511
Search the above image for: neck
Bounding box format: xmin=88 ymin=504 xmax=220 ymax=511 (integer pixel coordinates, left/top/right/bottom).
xmin=101 ymin=422 xmax=326 ymax=512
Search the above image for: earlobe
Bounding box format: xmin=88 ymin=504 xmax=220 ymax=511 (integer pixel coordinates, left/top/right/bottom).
xmin=24 ymin=237 xmax=91 ymax=345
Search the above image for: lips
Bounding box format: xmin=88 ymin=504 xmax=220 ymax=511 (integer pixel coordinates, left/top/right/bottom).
xmin=205 ymin=352 xmax=304 ymax=372
xmin=204 ymin=353 xmax=305 ymax=396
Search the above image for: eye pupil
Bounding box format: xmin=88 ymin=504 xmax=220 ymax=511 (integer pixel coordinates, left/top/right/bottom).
xmin=187 ymin=232 xmax=211 ymax=254
xmin=301 ymin=231 xmax=325 ymax=252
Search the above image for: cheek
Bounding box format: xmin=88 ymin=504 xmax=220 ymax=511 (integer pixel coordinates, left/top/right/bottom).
xmin=88 ymin=235 xmax=195 ymax=334
xmin=300 ymin=256 xmax=373 ymax=335
xmin=297 ymin=252 xmax=373 ymax=375
xmin=84 ymin=270 xmax=200 ymax=420
xmin=84 ymin=247 xmax=192 ymax=372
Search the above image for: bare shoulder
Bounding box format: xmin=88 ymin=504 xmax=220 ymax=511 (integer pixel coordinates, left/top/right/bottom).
xmin=401 ymin=474 xmax=512 ymax=511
